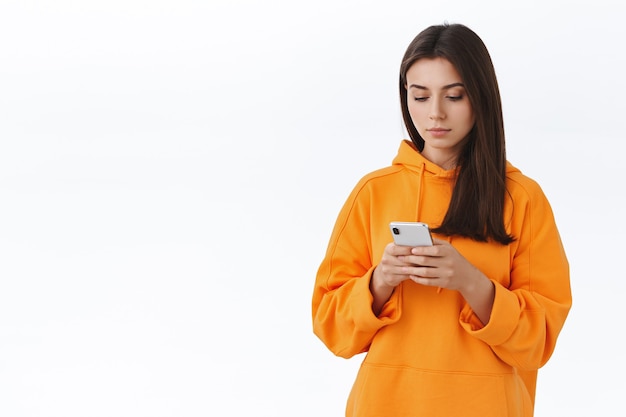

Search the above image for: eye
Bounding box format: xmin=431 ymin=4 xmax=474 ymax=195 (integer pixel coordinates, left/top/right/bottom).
xmin=446 ymin=95 xmax=463 ymax=101
xmin=413 ymin=97 xmax=428 ymax=102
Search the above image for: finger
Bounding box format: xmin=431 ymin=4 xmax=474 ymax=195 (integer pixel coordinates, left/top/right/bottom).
xmin=388 ymin=243 xmax=414 ymax=256
xmin=410 ymin=275 xmax=439 ymax=286
xmin=410 ymin=244 xmax=441 ymax=257
xmin=402 ymin=254 xmax=434 ymax=267
xmin=382 ymin=251 xmax=415 ymax=266
xmin=404 ymin=265 xmax=435 ymax=278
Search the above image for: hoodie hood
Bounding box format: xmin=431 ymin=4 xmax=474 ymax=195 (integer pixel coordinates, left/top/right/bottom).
xmin=390 ymin=140 xmax=456 ymax=228
xmin=390 ymin=139 xmax=521 ymax=233
xmin=392 ymin=139 xmax=521 ymax=177
xmin=392 ymin=140 xmax=458 ymax=180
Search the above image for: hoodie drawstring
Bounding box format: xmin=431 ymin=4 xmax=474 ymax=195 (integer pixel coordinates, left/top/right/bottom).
xmin=415 ymin=163 xmax=443 ymax=294
xmin=415 ymin=162 xmax=425 ymax=221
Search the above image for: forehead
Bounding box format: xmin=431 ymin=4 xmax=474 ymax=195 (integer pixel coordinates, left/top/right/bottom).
xmin=405 ymin=57 xmax=463 ymax=87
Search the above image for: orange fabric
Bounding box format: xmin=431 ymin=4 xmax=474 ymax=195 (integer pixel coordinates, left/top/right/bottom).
xmin=312 ymin=140 xmax=572 ymax=417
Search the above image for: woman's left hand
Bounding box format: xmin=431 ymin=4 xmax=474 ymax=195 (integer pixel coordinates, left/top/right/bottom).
xmin=400 ymin=238 xmax=480 ymax=291
xmin=402 ymin=238 xmax=495 ymax=324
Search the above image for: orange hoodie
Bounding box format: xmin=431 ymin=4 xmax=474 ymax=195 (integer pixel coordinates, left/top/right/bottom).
xmin=312 ymin=140 xmax=572 ymax=417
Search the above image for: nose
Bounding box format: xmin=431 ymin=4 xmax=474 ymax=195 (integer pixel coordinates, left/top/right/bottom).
xmin=429 ymin=98 xmax=445 ymax=120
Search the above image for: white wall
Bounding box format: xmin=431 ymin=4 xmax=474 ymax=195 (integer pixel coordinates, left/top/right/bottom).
xmin=0 ymin=1 xmax=623 ymax=416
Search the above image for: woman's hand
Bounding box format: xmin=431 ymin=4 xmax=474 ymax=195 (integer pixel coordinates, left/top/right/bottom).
xmin=409 ymin=238 xmax=495 ymax=324
xmin=370 ymin=242 xmax=420 ymax=315
xmin=404 ymin=238 xmax=482 ymax=292
xmin=375 ymin=242 xmax=420 ymax=287
xmin=376 ymin=238 xmax=495 ymax=325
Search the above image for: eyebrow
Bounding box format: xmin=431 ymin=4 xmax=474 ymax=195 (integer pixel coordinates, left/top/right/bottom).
xmin=408 ymin=82 xmax=465 ymax=90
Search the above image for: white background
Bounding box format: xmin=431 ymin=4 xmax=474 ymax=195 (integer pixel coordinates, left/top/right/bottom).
xmin=0 ymin=0 xmax=623 ymax=416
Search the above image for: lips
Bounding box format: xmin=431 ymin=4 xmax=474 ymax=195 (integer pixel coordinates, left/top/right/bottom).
xmin=427 ymin=128 xmax=450 ymax=137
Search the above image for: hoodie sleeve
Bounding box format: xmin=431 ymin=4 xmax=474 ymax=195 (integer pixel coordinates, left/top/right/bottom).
xmin=459 ymin=179 xmax=572 ymax=371
xmin=311 ymin=179 xmax=402 ymax=359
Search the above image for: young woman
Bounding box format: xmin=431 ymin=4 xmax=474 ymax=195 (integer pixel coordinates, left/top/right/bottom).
xmin=312 ymin=23 xmax=572 ymax=417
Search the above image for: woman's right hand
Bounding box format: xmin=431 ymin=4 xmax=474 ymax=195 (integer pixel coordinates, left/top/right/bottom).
xmin=370 ymin=242 xmax=416 ymax=315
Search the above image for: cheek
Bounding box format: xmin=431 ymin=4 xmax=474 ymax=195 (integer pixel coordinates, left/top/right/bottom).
xmin=468 ymin=113 xmax=476 ymax=128
xmin=465 ymin=105 xmax=475 ymax=123
xmin=459 ymin=106 xmax=475 ymax=129
xmin=407 ymin=105 xmax=425 ymax=128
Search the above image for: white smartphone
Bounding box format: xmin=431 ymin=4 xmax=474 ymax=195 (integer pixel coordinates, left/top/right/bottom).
xmin=389 ymin=221 xmax=433 ymax=246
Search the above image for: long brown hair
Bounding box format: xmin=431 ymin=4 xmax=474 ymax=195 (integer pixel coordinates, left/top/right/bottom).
xmin=399 ymin=23 xmax=514 ymax=244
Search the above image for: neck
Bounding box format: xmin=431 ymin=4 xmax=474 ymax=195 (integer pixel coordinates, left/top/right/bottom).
xmin=421 ymin=150 xmax=458 ymax=171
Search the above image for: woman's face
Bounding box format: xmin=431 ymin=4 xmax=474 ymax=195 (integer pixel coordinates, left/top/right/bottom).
xmin=405 ymin=57 xmax=475 ymax=169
